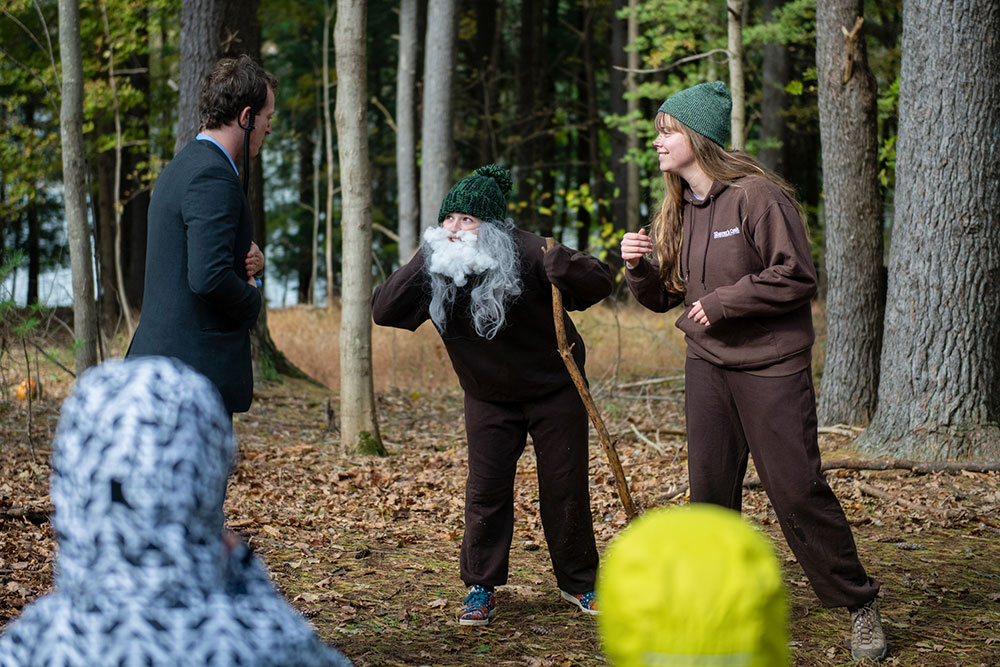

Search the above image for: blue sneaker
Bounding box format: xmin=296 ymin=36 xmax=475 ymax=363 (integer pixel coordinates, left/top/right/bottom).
xmin=458 ymin=585 xmax=496 ymax=626
xmin=560 ymin=589 xmax=598 ymax=615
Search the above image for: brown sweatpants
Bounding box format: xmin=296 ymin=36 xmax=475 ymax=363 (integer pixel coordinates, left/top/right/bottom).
xmin=460 ymin=382 xmax=599 ymax=594
xmin=685 ymin=357 xmax=880 ymax=608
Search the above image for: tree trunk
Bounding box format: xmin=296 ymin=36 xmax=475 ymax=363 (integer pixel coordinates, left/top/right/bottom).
xmin=858 ymin=0 xmax=1000 ymax=460
xmin=514 ymin=0 xmax=541 ymax=231
xmin=726 ymin=0 xmax=745 ymax=150
xmin=535 ymin=0 xmax=560 ymax=239
xmin=608 ymin=0 xmax=628 ymax=258
xmin=581 ymin=0 xmax=604 ymax=249
xmin=296 ymin=130 xmax=314 ymax=304
xmin=101 ymin=1 xmax=136 ymax=336
xmin=334 ymin=0 xmax=385 ymax=456
xmin=626 ymin=0 xmax=640 ymax=233
xmin=26 ymin=198 xmax=39 ymax=306
xmin=758 ymin=0 xmax=789 ymax=174
xmin=176 ymin=0 xmax=224 ymax=153
xmin=323 ymin=2 xmax=336 ymax=305
xmin=311 ymin=123 xmax=321 ymax=305
xmin=396 ymin=0 xmax=419 ymax=261
xmin=58 ymin=0 xmax=98 ymax=373
xmin=123 ymin=25 xmax=150 ymax=311
xmin=218 ymin=0 xmax=306 ymax=381
xmin=95 ymin=141 xmax=119 ymax=327
xmin=420 ymin=0 xmax=456 ymax=231
xmin=23 ymin=102 xmax=40 ymax=306
xmin=815 ymin=2 xmax=884 ymax=427
xmin=475 ymin=0 xmax=499 ymax=166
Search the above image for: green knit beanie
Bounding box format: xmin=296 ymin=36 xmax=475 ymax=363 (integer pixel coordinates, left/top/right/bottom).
xmin=437 ymin=164 xmax=513 ymax=223
xmin=658 ymin=81 xmax=732 ymax=148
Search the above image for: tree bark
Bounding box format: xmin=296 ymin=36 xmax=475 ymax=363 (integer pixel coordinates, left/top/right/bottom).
xmin=218 ymin=0 xmax=306 ymax=381
xmin=758 ymin=0 xmax=789 ymax=174
xmin=101 ymin=0 xmax=135 ymax=336
xmin=26 ymin=197 xmax=39 ymax=306
xmin=581 ymin=0 xmax=605 ymax=249
xmin=323 ymin=2 xmax=336 ymax=305
xmin=625 ymin=0 xmax=640 ymax=233
xmin=816 ymin=2 xmax=884 ymax=427
xmin=122 ymin=28 xmax=150 ymax=311
xmin=474 ymin=0 xmax=499 ymax=166
xmin=334 ymin=0 xmax=385 ymax=456
xmin=311 ymin=122 xmax=320 ymax=305
xmin=858 ymin=0 xmax=1000 ymax=460
xmin=419 ymin=0 xmax=456 ymax=232
xmin=726 ymin=0 xmax=745 ymax=150
xmin=58 ymin=0 xmax=98 ymax=373
xmin=396 ymin=0 xmax=419 ymax=261
xmin=296 ymin=130 xmax=314 ymax=304
xmin=608 ymin=0 xmax=628 ymax=259
xmin=95 ymin=140 xmax=118 ymax=327
xmin=175 ymin=0 xmax=224 ymax=153
xmin=514 ymin=0 xmax=541 ymax=231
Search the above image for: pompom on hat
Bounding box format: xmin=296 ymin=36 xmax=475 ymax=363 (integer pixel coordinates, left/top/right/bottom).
xmin=597 ymin=504 xmax=789 ymax=667
xmin=658 ymin=81 xmax=732 ymax=148
xmin=438 ymin=164 xmax=513 ymax=224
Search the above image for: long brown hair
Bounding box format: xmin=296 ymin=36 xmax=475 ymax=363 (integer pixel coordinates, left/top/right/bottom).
xmin=649 ymin=112 xmax=799 ymax=293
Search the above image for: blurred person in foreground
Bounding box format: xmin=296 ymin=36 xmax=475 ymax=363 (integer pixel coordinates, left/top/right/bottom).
xmin=127 ymin=55 xmax=274 ymax=417
xmin=0 ymin=357 xmax=351 ymax=666
xmin=372 ymin=164 xmax=612 ymax=625
xmin=620 ymin=81 xmax=885 ymax=661
xmin=597 ymin=504 xmax=788 ymax=667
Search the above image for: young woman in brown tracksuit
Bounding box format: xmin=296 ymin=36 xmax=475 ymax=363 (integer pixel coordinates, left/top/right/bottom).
xmin=620 ymin=82 xmax=887 ymax=662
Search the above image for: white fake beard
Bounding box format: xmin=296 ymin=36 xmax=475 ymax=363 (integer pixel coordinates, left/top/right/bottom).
xmin=422 ymin=226 xmax=497 ymax=287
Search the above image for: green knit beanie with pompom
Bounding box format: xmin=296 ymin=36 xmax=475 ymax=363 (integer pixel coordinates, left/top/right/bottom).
xmin=437 ymin=164 xmax=513 ymax=224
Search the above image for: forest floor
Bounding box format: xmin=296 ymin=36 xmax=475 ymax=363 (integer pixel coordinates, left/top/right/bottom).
xmin=1 ymin=303 xmax=999 ymax=666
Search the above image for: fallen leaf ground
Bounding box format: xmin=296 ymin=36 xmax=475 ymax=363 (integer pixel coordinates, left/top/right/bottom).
xmin=1 ymin=306 xmax=999 ymax=666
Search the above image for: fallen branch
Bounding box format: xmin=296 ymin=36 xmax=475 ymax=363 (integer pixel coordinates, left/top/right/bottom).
xmin=607 ymin=393 xmax=682 ymax=402
xmin=659 ymin=485 xmax=688 ymax=503
xmin=629 ymin=423 xmax=668 ymax=454
xmin=612 ymin=375 xmax=684 ymax=390
xmin=855 ymin=482 xmax=963 ymax=519
xmin=822 ymin=459 xmax=1000 ymax=474
xmin=818 ymin=424 xmax=862 ymax=436
xmin=0 ymin=507 xmax=51 ymax=525
xmin=546 ymin=238 xmax=637 ymax=520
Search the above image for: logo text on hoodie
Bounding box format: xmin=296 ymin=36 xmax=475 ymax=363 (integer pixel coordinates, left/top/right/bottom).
xmin=713 ymin=227 xmax=741 ymax=239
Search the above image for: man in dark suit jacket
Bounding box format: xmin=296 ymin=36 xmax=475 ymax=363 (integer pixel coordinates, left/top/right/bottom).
xmin=127 ymin=55 xmax=277 ymax=415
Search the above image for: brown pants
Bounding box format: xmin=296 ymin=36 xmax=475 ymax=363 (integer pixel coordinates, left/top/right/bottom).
xmin=461 ymin=382 xmax=599 ymax=594
xmin=685 ymin=357 xmax=879 ymax=608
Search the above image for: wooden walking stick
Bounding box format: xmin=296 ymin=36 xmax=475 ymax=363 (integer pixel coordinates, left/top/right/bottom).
xmin=545 ymin=238 xmax=638 ymax=520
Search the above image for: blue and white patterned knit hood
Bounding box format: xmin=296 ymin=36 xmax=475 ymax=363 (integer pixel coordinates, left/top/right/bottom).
xmin=0 ymin=357 xmax=350 ymax=667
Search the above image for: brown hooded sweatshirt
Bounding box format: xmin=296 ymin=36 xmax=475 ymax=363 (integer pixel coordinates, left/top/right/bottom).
xmin=626 ymin=175 xmax=817 ymax=376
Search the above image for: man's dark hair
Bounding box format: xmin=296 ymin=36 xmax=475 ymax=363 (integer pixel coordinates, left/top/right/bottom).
xmin=199 ymin=55 xmax=278 ymax=130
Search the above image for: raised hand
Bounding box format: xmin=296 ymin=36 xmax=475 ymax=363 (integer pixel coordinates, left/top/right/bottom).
xmin=620 ymin=228 xmax=653 ymax=269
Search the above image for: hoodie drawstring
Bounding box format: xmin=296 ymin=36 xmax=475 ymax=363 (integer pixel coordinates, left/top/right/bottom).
xmin=684 ymin=204 xmax=693 ymax=283
xmin=701 ymin=195 xmax=715 ymax=288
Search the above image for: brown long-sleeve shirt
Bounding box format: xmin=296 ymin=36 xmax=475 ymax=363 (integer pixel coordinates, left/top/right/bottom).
xmin=372 ymin=228 xmax=613 ymax=401
xmin=626 ymin=176 xmax=817 ymax=376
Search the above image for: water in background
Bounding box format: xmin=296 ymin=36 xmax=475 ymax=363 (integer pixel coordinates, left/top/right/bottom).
xmin=2 ymin=266 xmax=297 ymax=308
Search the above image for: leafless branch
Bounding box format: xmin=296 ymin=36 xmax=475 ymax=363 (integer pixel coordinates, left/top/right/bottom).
xmin=0 ymin=45 xmax=58 ymax=113
xmin=612 ymin=48 xmax=730 ymax=75
xmin=370 ymin=96 xmax=397 ymax=133
xmin=372 ymin=223 xmax=400 ymax=243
